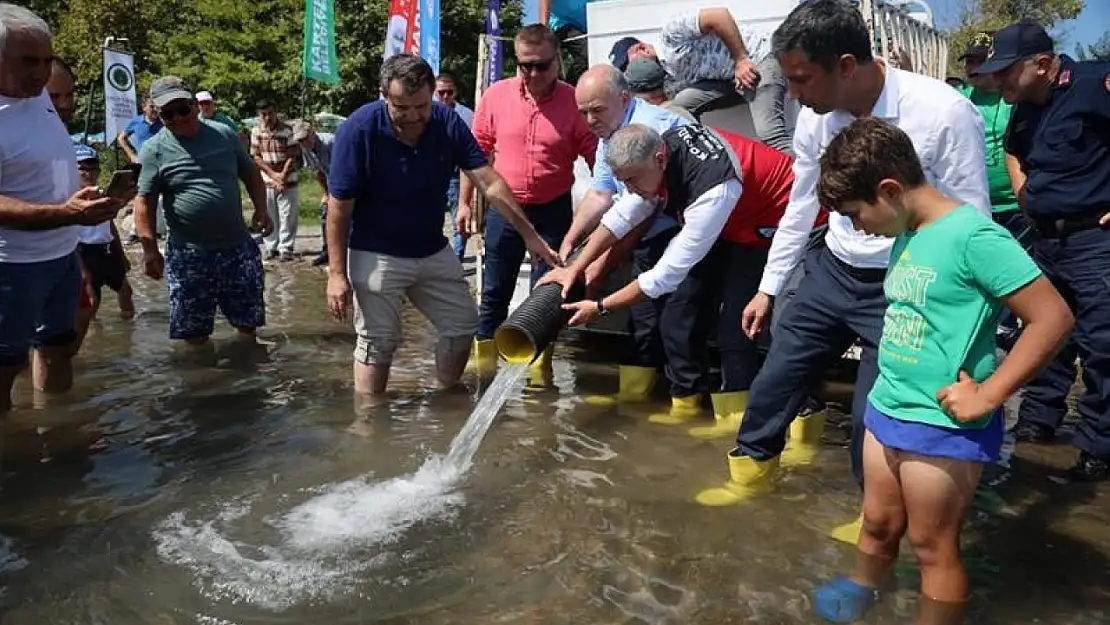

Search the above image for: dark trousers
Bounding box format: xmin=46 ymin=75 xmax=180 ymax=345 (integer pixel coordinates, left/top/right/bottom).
xmin=736 ymin=244 xmax=885 ymax=485
xmin=994 ymin=210 xmax=1039 ymax=339
xmin=623 ymin=227 xmax=712 ymax=398
xmin=1018 ymin=227 xmax=1110 ymax=459
xmin=477 ymin=193 xmax=572 ymax=340
xmin=705 ymin=240 xmax=768 ymax=392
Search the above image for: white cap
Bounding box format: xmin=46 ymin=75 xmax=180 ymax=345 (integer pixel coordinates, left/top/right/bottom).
xmin=195 ymin=90 xmax=214 ymax=103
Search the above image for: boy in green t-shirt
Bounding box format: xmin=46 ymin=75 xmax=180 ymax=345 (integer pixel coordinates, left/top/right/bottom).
xmin=808 ymin=118 xmax=1073 ymax=625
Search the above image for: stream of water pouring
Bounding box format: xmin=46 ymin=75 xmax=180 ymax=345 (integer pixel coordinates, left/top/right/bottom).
xmin=441 ymin=363 xmax=528 ymax=474
xmin=154 ymin=363 xmax=531 ymax=610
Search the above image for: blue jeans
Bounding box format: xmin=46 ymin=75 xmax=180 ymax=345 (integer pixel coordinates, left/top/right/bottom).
xmin=736 ymin=243 xmax=886 ymax=487
xmin=476 ymin=193 xmax=572 ymax=340
xmin=1018 ymin=227 xmax=1110 ymax=458
xmin=0 ymin=253 xmax=81 ymax=367
xmin=446 ymin=174 xmax=465 ymax=261
xmin=166 ymin=239 xmax=266 ymax=340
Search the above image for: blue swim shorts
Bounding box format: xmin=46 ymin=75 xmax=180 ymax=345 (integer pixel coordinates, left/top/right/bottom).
xmin=165 ymin=239 xmax=265 ymax=340
xmin=865 ymin=401 xmax=1003 ymax=463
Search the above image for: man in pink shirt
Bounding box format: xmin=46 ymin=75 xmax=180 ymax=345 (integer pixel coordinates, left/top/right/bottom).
xmin=458 ymin=24 xmax=598 ymax=381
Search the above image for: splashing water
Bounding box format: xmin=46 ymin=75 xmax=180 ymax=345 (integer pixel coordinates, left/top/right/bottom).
xmin=154 ymin=363 xmax=529 ymax=611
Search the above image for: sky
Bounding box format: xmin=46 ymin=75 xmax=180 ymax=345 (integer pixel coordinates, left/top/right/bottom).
xmin=929 ymin=0 xmax=1109 ymax=50
xmin=521 ymin=0 xmax=1108 ymax=50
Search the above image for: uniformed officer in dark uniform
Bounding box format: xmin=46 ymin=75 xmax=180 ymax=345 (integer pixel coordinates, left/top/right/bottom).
xmin=975 ymin=20 xmax=1110 ymax=480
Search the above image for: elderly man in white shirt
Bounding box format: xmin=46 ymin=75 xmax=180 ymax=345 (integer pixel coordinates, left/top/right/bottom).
xmin=694 ymin=0 xmax=991 ymax=534
xmin=0 ymin=4 xmax=123 ymax=414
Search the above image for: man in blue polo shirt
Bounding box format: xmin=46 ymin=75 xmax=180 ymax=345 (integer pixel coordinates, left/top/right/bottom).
xmin=120 ymin=96 xmax=166 ymax=240
xmin=326 ymin=54 xmax=559 ymax=400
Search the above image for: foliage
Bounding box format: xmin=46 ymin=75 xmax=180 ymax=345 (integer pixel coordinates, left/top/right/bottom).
xmin=946 ymin=0 xmax=1085 ymax=75
xmin=1075 ymin=30 xmax=1110 ymax=61
xmin=38 ymin=0 xmax=524 ymax=133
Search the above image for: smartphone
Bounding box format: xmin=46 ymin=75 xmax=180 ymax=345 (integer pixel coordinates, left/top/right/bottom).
xmin=101 ymin=169 xmax=135 ymax=199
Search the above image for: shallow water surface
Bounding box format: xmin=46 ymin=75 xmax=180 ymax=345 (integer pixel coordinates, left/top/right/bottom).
xmin=0 ymin=261 xmax=1108 ymax=624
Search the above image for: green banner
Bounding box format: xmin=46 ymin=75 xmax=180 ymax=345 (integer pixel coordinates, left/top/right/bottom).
xmin=303 ymin=0 xmax=339 ymax=85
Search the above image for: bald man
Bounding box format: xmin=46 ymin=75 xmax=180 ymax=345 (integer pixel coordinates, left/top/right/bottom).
xmin=565 ymin=64 xmax=717 ymax=423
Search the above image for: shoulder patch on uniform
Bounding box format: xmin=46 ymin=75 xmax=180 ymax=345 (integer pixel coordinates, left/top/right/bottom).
xmin=1058 ymin=69 xmax=1072 ymax=87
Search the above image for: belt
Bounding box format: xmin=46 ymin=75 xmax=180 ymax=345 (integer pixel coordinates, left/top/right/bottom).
xmin=826 ymin=248 xmax=887 ymax=283
xmin=1031 ymin=213 xmax=1106 ymax=239
xmin=78 ymin=241 xmax=113 ymax=251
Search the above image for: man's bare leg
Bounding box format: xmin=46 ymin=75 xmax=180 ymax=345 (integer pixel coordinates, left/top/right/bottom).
xmin=354 ymin=361 xmax=390 ymax=396
xmin=32 ymin=345 xmax=74 ymax=394
xmin=0 ymin=365 xmax=22 ymax=415
xmin=435 ymin=335 xmax=471 ymax=390
xmin=181 ymin=336 xmax=217 ymax=365
xmin=117 ymin=280 xmax=135 ymax=317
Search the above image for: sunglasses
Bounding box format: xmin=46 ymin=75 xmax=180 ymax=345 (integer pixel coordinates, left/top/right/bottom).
xmin=158 ymin=102 xmax=193 ymax=121
xmin=517 ymin=57 xmax=556 ymax=72
xmin=436 ymin=88 xmax=455 ymax=97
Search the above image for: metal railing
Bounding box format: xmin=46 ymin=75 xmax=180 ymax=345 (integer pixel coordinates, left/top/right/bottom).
xmin=859 ymin=0 xmax=949 ymax=79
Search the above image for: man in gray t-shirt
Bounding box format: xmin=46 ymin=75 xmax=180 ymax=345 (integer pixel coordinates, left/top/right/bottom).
xmin=135 ymin=76 xmax=273 ymax=348
xmin=292 ymin=120 xmax=335 ymax=266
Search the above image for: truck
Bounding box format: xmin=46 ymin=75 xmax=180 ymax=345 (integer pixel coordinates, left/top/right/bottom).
xmin=467 ymin=0 xmax=949 ymax=347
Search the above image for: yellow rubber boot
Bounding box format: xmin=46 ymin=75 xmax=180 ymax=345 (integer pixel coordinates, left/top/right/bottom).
xmin=688 ymin=391 xmax=748 ymax=440
xmin=466 ymin=338 xmax=499 ymax=376
xmin=829 ymin=511 xmax=864 ymax=545
xmin=695 ymin=450 xmax=779 ymax=506
xmin=780 ymin=409 xmax=827 ymax=467
xmin=525 ymin=345 xmax=554 ymax=389
xmin=584 ymin=365 xmax=655 ymax=406
xmin=648 ymin=394 xmax=703 ymax=425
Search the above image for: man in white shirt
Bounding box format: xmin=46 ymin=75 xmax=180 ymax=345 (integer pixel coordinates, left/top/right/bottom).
xmin=0 ymin=4 xmax=123 ymax=414
xmin=695 ymin=0 xmax=991 ymax=532
xmin=435 ymin=72 xmax=475 ymax=261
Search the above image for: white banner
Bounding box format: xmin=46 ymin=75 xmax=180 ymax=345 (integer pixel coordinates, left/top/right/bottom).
xmin=102 ymin=47 xmax=137 ymax=143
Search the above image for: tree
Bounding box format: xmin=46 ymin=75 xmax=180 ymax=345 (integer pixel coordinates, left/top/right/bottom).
xmin=37 ymin=0 xmax=525 ymax=133
xmin=1075 ymin=30 xmax=1110 ymax=60
xmin=946 ymin=0 xmax=1085 ymax=75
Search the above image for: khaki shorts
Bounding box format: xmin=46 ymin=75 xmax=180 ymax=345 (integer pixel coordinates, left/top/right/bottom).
xmin=349 ymin=246 xmax=478 ymax=365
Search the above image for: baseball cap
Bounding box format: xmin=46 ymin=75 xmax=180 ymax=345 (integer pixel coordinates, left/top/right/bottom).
xmin=625 ymin=57 xmax=667 ymax=93
xmin=73 ymin=144 xmax=98 ymax=163
xmin=195 ymin=90 xmax=214 ymax=103
xmin=971 ymin=20 xmax=1054 ymax=75
xmin=609 ymin=36 xmax=641 ymax=72
xmin=150 ymin=76 xmax=194 ymax=107
xmin=290 ymin=119 xmax=312 ymax=142
xmin=958 ymin=32 xmax=993 ymax=62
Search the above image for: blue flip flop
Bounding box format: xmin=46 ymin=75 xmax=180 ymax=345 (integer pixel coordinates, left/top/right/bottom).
xmin=813 ymin=576 xmax=878 ymax=623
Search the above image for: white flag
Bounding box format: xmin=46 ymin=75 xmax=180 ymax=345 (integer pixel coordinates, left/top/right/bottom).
xmin=102 ymin=47 xmax=137 ymax=143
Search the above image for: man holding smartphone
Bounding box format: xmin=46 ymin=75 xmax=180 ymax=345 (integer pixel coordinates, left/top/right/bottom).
xmin=0 ymin=4 xmax=124 ymax=414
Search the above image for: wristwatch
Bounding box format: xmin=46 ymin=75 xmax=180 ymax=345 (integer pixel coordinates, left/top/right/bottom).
xmin=596 ymin=299 xmax=611 ymax=317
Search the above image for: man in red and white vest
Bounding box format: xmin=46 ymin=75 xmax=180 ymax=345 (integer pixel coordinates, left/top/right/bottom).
xmin=544 ymin=122 xmax=824 ymax=435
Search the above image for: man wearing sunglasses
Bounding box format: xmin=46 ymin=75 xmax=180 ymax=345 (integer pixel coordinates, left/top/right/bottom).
xmin=458 ymin=24 xmax=598 ymax=382
xmin=134 ymin=76 xmax=273 ymax=356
